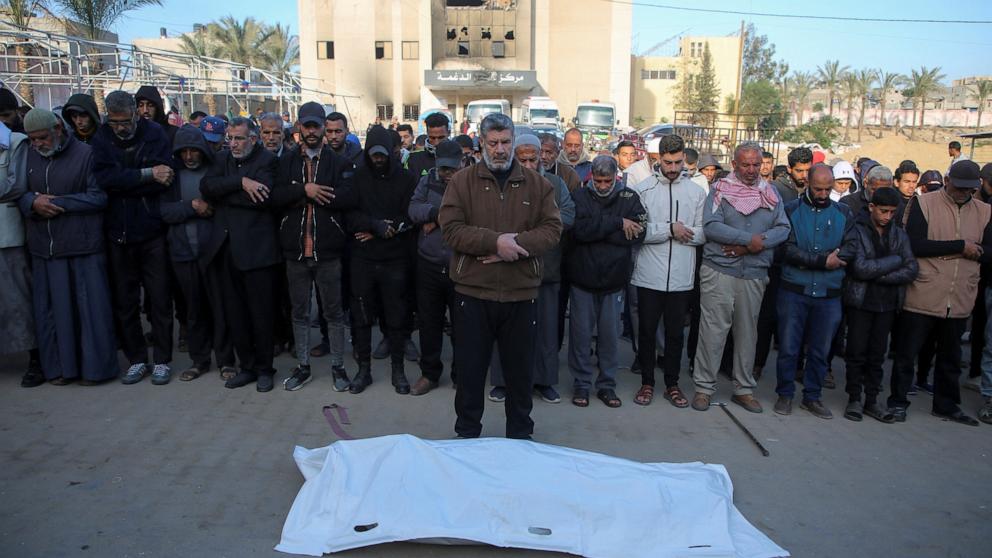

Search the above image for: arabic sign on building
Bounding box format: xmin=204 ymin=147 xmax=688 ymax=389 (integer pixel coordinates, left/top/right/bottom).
xmin=425 ymin=69 xmax=536 ymax=89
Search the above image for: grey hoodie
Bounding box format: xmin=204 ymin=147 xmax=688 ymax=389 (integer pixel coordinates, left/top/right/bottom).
xmin=160 ymin=125 xmax=214 ymax=262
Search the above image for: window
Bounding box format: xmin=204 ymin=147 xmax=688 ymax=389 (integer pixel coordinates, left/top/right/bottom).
xmin=375 ymin=41 xmax=393 ymax=60
xmin=317 ymin=41 xmax=334 ymax=60
xmin=403 ymin=104 xmax=420 ymax=121
xmin=690 ymin=41 xmax=702 ymax=57
xmin=401 ymin=41 xmax=419 ymax=60
xmin=376 ymin=104 xmax=394 ymax=122
xmin=457 ymin=41 xmax=470 ymax=57
xmin=491 ymin=41 xmax=505 ymax=58
xmin=641 ymin=69 xmax=676 ymax=80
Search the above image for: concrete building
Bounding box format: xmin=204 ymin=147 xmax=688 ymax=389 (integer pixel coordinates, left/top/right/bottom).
xmin=297 ymin=0 xmax=632 ymax=130
xmin=628 ymin=34 xmax=742 ymax=127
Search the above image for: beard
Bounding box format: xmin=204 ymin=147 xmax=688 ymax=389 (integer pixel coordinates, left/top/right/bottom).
xmin=232 ymin=142 xmax=255 ymax=161
xmin=483 ymin=149 xmax=514 ymax=172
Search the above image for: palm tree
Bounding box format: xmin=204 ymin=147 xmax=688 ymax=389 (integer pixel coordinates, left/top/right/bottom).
xmin=909 ymin=66 xmax=945 ymax=139
xmin=179 ymin=25 xmax=219 ymax=115
xmin=51 ymin=0 xmax=162 ymax=112
xmin=2 ymin=0 xmax=47 ymax=105
xmin=258 ymin=23 xmax=299 ymax=80
xmin=853 ymin=69 xmax=878 ymax=142
xmin=817 ymin=59 xmax=849 ymax=117
xmin=875 ymin=71 xmax=904 ymax=130
xmin=972 ymin=79 xmax=992 ymax=131
xmin=790 ymin=71 xmax=814 ymax=126
xmin=208 ymin=16 xmax=270 ymax=67
xmin=841 ymin=72 xmax=859 ymax=141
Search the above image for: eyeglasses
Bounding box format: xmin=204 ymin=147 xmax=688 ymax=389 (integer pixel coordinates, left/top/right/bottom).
xmin=225 ymin=135 xmax=250 ymax=143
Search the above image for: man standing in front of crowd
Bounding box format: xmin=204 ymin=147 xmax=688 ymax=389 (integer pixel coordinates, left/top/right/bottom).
xmin=842 ymin=187 xmax=918 ymax=423
xmin=540 ymin=133 xmax=581 ymax=192
xmin=774 ymin=165 xmax=856 ymax=419
xmin=346 ymin=126 xmax=418 ymax=395
xmin=407 ymin=112 xmax=450 ymax=180
xmin=408 ymin=139 xmax=465 ymax=395
xmin=568 ymin=155 xmax=644 ymax=409
xmin=692 ymin=143 xmax=791 ymax=412
xmin=629 ymin=134 xmax=706 ymax=408
xmin=20 ymin=109 xmax=118 ymax=384
xmin=200 ymin=117 xmax=281 ymax=392
xmin=890 ymin=160 xmax=991 ymax=426
xmin=773 ymin=146 xmax=812 ymax=203
xmin=440 ymin=113 xmax=562 ymax=440
xmin=272 ymin=102 xmax=357 ymax=392
xmin=160 ymin=125 xmax=236 ymax=381
xmin=559 ymin=128 xmax=592 ymax=184
xmin=91 ymin=90 xmax=175 ymax=386
xmin=325 ymin=112 xmax=363 ymax=164
xmin=60 ymin=93 xmax=100 ymax=144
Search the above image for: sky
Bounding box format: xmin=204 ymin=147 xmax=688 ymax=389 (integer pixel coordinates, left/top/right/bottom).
xmin=113 ymin=0 xmax=992 ymax=82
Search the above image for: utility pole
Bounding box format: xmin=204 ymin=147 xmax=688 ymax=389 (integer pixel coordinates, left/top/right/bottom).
xmin=732 ymin=20 xmax=745 ymax=146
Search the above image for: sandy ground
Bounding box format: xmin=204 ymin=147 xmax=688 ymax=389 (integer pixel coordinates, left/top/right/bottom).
xmin=797 ymin=128 xmax=992 ymax=173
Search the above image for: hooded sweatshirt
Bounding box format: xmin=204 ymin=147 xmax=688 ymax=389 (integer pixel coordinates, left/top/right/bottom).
xmin=557 ymin=148 xmax=592 ymax=183
xmin=61 ymin=93 xmax=100 ymax=144
xmin=160 ymin=124 xmax=214 ymax=261
xmin=347 ymin=126 xmax=417 ymax=262
xmin=135 ymin=85 xmax=178 ymax=144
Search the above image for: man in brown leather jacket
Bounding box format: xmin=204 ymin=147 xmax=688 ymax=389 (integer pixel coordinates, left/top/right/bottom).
xmin=440 ymin=113 xmax=562 ymax=440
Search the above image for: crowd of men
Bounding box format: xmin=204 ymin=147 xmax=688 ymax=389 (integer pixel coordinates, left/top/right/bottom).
xmin=2 ymin=84 xmax=992 ymax=440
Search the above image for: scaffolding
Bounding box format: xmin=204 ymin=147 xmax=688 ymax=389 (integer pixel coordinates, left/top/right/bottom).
xmin=0 ymin=20 xmax=360 ymax=121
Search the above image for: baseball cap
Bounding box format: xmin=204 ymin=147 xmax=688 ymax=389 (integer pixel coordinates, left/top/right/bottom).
xmin=367 ymin=145 xmax=389 ymax=157
xmin=812 ymin=151 xmax=826 ymax=165
xmin=435 ymin=139 xmax=463 ymax=169
xmin=832 ymin=160 xmax=856 ymax=182
xmin=919 ymin=170 xmax=944 ymax=192
xmin=948 ymin=160 xmax=981 ymax=189
xmin=200 ymin=116 xmax=226 ymax=143
xmin=297 ymin=101 xmax=325 ymax=126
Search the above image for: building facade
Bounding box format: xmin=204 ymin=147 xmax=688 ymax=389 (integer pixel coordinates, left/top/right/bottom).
xmin=297 ymin=0 xmax=632 ymax=130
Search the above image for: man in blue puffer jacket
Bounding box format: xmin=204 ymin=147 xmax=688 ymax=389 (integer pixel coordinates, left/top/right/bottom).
xmin=774 ymin=164 xmax=857 ymax=419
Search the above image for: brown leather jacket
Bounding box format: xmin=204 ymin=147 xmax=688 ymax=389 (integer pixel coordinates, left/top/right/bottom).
xmin=439 ymin=160 xmax=562 ymax=302
xmin=903 ymin=190 xmax=991 ymax=318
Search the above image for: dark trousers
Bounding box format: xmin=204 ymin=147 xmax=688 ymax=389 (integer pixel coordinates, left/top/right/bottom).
xmin=685 ymin=246 xmax=704 ymax=364
xmin=637 ymin=288 xmax=692 ymax=388
xmin=969 ymin=278 xmax=987 ymax=378
xmin=454 ymin=293 xmax=536 ymax=439
xmin=173 ymin=260 xmax=234 ymax=370
xmin=209 ymin=244 xmax=276 ymax=376
xmin=350 ymin=258 xmax=408 ymax=365
xmin=106 ymin=235 xmax=173 ymax=365
xmin=416 ymin=258 xmax=455 ymax=382
xmin=889 ymin=311 xmax=967 ymax=414
xmin=775 ymin=290 xmax=842 ymax=401
xmin=844 ymin=307 xmax=895 ymax=403
xmin=753 ymin=266 xmax=781 ymax=369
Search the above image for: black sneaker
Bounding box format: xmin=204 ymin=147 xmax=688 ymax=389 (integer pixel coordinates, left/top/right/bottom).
xmin=284 ymin=365 xmax=312 ymax=391
xmin=257 ymin=373 xmax=274 ymax=392
xmin=890 ymin=406 xmax=907 ymax=422
xmin=535 ymin=385 xmax=561 ymax=403
xmin=21 ymin=366 xmax=45 ymax=388
xmin=331 ymin=365 xmax=351 ymax=392
xmin=488 ymin=386 xmax=506 ymax=402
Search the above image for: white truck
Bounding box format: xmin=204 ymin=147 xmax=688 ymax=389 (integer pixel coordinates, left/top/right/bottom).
xmin=521 ymin=96 xmax=562 ymax=128
xmin=573 ymin=101 xmax=617 ymax=149
xmin=465 ymin=99 xmax=511 ymax=135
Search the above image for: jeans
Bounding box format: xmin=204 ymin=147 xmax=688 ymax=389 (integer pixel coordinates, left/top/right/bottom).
xmin=568 ymin=287 xmax=623 ymax=391
xmin=774 ymin=289 xmax=842 ymax=402
xmin=417 ymin=258 xmax=456 ymax=382
xmin=286 ymin=258 xmax=345 ymax=368
xmin=636 ymin=288 xmax=692 ymax=388
xmin=106 ymin=234 xmax=173 ymax=365
xmin=454 ymin=293 xmax=537 ymax=439
xmin=889 ymin=311 xmax=967 ymax=414
xmin=350 ymin=258 xmax=409 ymax=365
xmin=843 ymin=307 xmax=895 ymax=403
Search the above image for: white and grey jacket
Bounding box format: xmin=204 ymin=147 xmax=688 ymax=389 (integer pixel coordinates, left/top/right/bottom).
xmin=629 ymin=172 xmax=707 ymax=292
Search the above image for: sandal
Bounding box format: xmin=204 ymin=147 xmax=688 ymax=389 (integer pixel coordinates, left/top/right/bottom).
xmin=634 ymin=384 xmax=654 ymax=406
xmin=597 ymin=389 xmax=622 ymax=408
xmin=180 ymin=367 xmax=204 ymax=382
xmin=220 ymin=366 xmax=238 ymax=381
xmin=663 ymin=386 xmax=689 ymax=408
xmin=572 ymin=388 xmax=590 ymax=407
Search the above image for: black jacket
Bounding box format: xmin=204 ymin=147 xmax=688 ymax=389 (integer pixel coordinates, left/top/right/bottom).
xmin=61 ymin=93 xmax=100 ymax=144
xmin=160 ymin=125 xmax=215 ymax=262
xmin=843 ymin=212 xmax=918 ymax=310
xmin=272 ymin=144 xmax=358 ymax=261
xmin=91 ymin=118 xmax=173 ymax=245
xmin=199 ymin=144 xmax=281 ymax=271
xmin=406 ymin=149 xmax=435 ymax=181
xmin=135 ymin=85 xmax=178 ymax=144
xmin=347 ymin=127 xmax=417 ymax=262
xmin=20 ymin=135 xmax=107 ymax=259
xmin=567 ymin=185 xmax=646 ymax=293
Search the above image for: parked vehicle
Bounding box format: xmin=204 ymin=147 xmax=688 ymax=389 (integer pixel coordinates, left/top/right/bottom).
xmin=521 ymin=96 xmax=563 ymax=130
xmin=465 ymin=99 xmax=511 ymax=135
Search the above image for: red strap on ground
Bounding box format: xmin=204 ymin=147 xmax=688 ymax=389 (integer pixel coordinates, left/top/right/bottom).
xmin=322 ymin=404 xmax=355 ymax=440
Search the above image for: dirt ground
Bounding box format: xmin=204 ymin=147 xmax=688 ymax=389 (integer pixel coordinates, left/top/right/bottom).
xmin=807 ymin=128 xmax=992 ymax=172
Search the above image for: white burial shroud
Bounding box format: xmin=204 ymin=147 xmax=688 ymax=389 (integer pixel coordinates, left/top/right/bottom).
xmin=276 ymin=434 xmax=789 ymax=558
